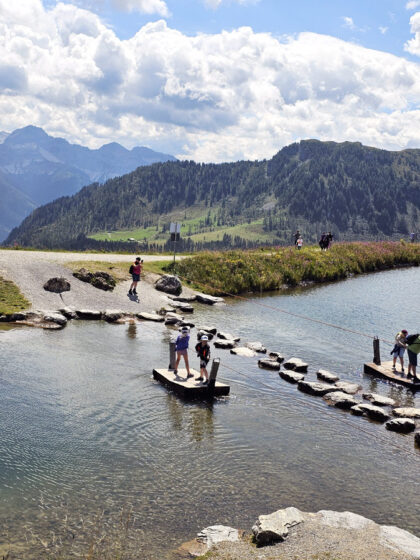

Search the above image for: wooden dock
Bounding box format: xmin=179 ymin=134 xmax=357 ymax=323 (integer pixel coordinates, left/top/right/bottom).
xmin=153 ymin=367 xmax=230 ymax=399
xmin=364 ymin=360 xmax=420 ymax=391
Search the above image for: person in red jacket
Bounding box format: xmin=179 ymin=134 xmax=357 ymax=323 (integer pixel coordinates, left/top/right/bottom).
xmin=195 ymin=335 xmax=211 ymax=384
xmin=128 ymin=257 xmax=142 ymax=296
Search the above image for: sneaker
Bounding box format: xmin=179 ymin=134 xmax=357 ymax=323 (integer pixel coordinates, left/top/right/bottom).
xmin=173 ymin=369 xmax=178 ymax=375
xmin=392 ymin=365 xmax=396 ymax=371
xmin=401 ymin=368 xmax=405 ymax=373
xmin=186 ymin=373 xmax=193 ymax=378
xmin=202 ymin=380 xmax=208 ymax=385
xmin=133 ymin=290 xmax=138 ymax=295
xmin=128 ymin=289 xmax=133 ymax=295
xmin=195 ymin=377 xmax=203 ymax=381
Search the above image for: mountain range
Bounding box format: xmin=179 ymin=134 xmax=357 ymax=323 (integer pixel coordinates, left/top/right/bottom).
xmin=6 ymin=140 xmax=420 ymax=250
xmin=0 ymin=125 xmax=176 ymax=240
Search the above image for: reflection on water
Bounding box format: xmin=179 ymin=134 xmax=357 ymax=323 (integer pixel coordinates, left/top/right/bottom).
xmin=0 ymin=267 xmax=419 ymax=559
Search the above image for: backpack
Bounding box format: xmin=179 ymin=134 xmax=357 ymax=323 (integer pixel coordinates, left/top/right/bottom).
xmin=406 ymin=334 xmax=419 ymax=345
xmin=129 ymin=264 xmax=134 ymax=274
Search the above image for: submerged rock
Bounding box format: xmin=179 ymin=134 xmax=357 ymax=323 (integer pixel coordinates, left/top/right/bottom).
xmin=363 ymin=392 xmax=396 ymax=407
xmin=280 ymin=370 xmax=304 ymax=383
xmin=283 ymin=357 xmax=308 ymax=372
xmin=43 ymin=277 xmax=70 ymax=293
xmin=323 ymin=391 xmax=359 ymax=409
xmin=258 ymin=359 xmax=281 ymax=371
xmin=334 ymin=381 xmax=361 ymax=395
xmin=392 ymin=407 xmax=420 ymax=419
xmin=351 ymin=403 xmax=390 ymax=422
xmin=230 ymin=347 xmax=256 ymax=357
xmin=252 ymin=507 xmax=304 ymax=546
xmin=317 ymin=369 xmax=339 ymax=383
xmin=298 ymin=381 xmax=341 ymax=396
xmin=154 ymin=275 xmax=182 ymax=296
xmin=386 ymin=418 xmax=416 ymax=433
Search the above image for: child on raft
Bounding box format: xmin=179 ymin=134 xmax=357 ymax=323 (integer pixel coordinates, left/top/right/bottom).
xmin=174 ymin=326 xmax=192 ymax=379
xmin=195 ymin=335 xmax=211 ymax=384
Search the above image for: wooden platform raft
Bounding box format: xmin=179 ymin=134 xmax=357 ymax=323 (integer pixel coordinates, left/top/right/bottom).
xmin=364 ymin=361 xmax=420 ymax=391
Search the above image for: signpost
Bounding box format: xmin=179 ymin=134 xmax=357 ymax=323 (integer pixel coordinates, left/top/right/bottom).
xmin=170 ymin=222 xmax=181 ymax=264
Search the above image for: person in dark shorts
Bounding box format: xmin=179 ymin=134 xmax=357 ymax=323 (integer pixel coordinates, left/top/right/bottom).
xmin=406 ymin=333 xmax=420 ymax=380
xmin=391 ymin=329 xmax=408 ymax=374
xmin=195 ymin=335 xmax=211 ymax=384
xmin=174 ymin=327 xmax=192 ymax=379
xmin=128 ymin=257 xmax=142 ymax=295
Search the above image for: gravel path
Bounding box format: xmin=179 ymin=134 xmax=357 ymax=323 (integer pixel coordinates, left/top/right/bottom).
xmin=0 ymin=249 xmax=188 ymax=313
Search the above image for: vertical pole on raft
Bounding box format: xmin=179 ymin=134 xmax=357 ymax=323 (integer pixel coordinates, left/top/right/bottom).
xmin=207 ymin=358 xmax=220 ymax=397
xmin=169 ymin=342 xmax=176 ymax=370
xmin=373 ymin=337 xmax=381 ymax=366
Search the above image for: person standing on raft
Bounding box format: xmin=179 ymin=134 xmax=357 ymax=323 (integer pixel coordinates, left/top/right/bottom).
xmin=195 ymin=335 xmax=211 ymax=384
xmin=391 ymin=329 xmax=408 ymax=374
xmin=406 ymin=333 xmax=420 ymax=381
xmin=174 ymin=327 xmax=192 ymax=379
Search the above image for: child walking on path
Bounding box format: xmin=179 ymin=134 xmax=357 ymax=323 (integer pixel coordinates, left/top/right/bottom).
xmin=128 ymin=257 xmax=142 ymax=296
xmin=195 ymin=335 xmax=211 ymax=384
xmin=174 ymin=327 xmax=192 ymax=379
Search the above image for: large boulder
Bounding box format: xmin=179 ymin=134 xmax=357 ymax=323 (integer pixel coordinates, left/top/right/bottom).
xmin=379 ymin=525 xmax=420 ymax=558
xmin=317 ymin=369 xmax=339 ymax=383
xmin=385 ymin=418 xmax=416 ymax=433
xmin=258 ymin=359 xmax=281 ymax=371
xmin=252 ymin=507 xmax=304 ymax=546
xmin=298 ymin=381 xmax=341 ymax=397
xmin=392 ymin=407 xmax=420 ymax=419
xmin=43 ymin=277 xmax=70 ymax=293
xmin=351 ymin=403 xmax=390 ymax=422
xmin=195 ymin=293 xmax=224 ymax=304
xmin=280 ymin=370 xmax=305 ymax=383
xmin=334 ymin=381 xmax=362 ymax=395
xmin=73 ymin=268 xmax=115 ymax=291
xmin=363 ymin=393 xmax=396 ymax=407
xmin=323 ymin=391 xmax=359 ymax=410
xmin=154 ymin=275 xmax=182 ymax=296
xmin=283 ymin=357 xmax=308 ymax=372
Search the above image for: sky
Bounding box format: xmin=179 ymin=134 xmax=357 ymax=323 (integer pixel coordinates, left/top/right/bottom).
xmin=1 ymin=0 xmax=420 ymax=162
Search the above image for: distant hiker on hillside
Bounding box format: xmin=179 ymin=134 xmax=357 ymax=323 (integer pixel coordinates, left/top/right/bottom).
xmin=391 ymin=329 xmax=408 ymax=374
xmin=319 ymin=232 xmax=327 ymax=251
xmin=128 ymin=257 xmax=142 ymax=296
xmin=406 ymin=333 xmax=420 ymax=381
xmin=195 ymin=335 xmax=211 ymax=384
xmin=326 ymin=231 xmax=333 ymax=249
xmin=297 ymin=236 xmax=303 ymax=250
xmin=294 ymin=230 xmax=300 ymax=247
xmin=174 ymin=327 xmax=192 ymax=379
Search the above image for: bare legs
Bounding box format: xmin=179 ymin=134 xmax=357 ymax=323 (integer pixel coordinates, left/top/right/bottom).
xmin=174 ymin=352 xmax=191 ymax=377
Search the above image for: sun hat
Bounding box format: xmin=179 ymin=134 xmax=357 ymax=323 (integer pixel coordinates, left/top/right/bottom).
xmin=201 ymin=335 xmax=209 ymax=341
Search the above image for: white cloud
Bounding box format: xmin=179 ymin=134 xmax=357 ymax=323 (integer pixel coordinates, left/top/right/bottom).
xmin=379 ymin=26 xmax=388 ymax=34
xmin=1 ymin=0 xmax=420 ymax=162
xmin=405 ymin=12 xmax=420 ymax=56
xmin=204 ymin=0 xmax=260 ymax=9
xmin=406 ymin=1 xmax=420 ymax=10
xmin=342 ymin=16 xmax=355 ymax=30
xmin=112 ymin=0 xmax=169 ymax=16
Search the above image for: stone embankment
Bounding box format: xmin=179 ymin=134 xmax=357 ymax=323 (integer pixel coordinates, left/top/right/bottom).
xmin=173 ymin=507 xmax=420 ymax=559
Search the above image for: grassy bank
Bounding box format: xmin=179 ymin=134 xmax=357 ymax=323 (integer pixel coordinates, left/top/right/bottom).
xmin=175 ymin=242 xmax=420 ymax=295
xmin=0 ymin=276 xmax=30 ymax=314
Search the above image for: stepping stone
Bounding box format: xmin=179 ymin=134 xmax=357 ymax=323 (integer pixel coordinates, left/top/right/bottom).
xmin=59 ymin=306 xmax=77 ymax=319
xmin=269 ymin=351 xmax=285 ymax=363
xmin=323 ymin=391 xmax=359 ymax=410
xmin=334 ymin=381 xmax=361 ymax=395
xmin=317 ymin=369 xmax=339 ymax=383
xmin=298 ymin=381 xmax=341 ymax=397
xmin=392 ymin=407 xmax=420 ymax=419
xmin=169 ymin=295 xmax=197 ymax=302
xmin=172 ymin=302 xmax=194 ymax=313
xmin=258 ymin=359 xmax=281 ymax=371
xmin=197 ymin=330 xmax=214 ymax=341
xmin=363 ymin=393 xmax=396 ymax=407
xmin=284 ymin=358 xmax=308 ymax=373
xmin=75 ymin=309 xmax=102 ymax=320
xmin=160 ymin=305 xmax=176 ymax=314
xmin=230 ymin=347 xmax=256 ymax=357
xmin=195 ymin=293 xmax=224 ymax=305
xmin=214 ymin=339 xmax=236 ymax=349
xmin=280 ymin=370 xmax=304 ymax=383
xmin=137 ymin=312 xmax=165 ymax=322
xmin=103 ymin=310 xmax=125 ymax=323
xmin=385 ymin=418 xmax=416 ymax=434
xmin=198 ymin=325 xmax=217 ymax=335
xmin=43 ymin=312 xmax=67 ymax=326
xmin=217 ymin=331 xmax=240 ymax=342
xmin=246 ymin=342 xmax=267 ymax=353
xmin=351 ymin=403 xmax=390 ymax=422
xmin=178 ymin=321 xmax=195 ymax=328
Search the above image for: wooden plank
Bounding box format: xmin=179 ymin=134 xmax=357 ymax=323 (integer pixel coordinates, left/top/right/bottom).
xmin=364 ymin=360 xmax=420 ymax=391
xmin=152 ymin=367 xmax=230 ymax=398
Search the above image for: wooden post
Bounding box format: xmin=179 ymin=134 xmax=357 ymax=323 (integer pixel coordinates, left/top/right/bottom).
xmin=207 ymin=358 xmax=220 ymax=396
xmin=373 ymin=337 xmax=381 ymax=365
xmin=169 ymin=342 xmax=176 ymax=370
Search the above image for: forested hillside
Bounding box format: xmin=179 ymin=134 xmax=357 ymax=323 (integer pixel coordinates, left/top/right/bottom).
xmin=5 ymin=140 xmax=420 ymax=250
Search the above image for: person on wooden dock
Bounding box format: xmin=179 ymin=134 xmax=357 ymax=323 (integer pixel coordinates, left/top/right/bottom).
xmin=174 ymin=327 xmax=193 ymax=379
xmin=195 ymin=335 xmax=211 ymax=384
xmin=406 ymin=333 xmax=420 ymax=381
xmin=391 ymin=329 xmax=408 ymax=374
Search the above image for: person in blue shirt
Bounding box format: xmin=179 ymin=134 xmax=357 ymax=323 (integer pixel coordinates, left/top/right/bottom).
xmin=174 ymin=326 xmax=192 ymax=379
